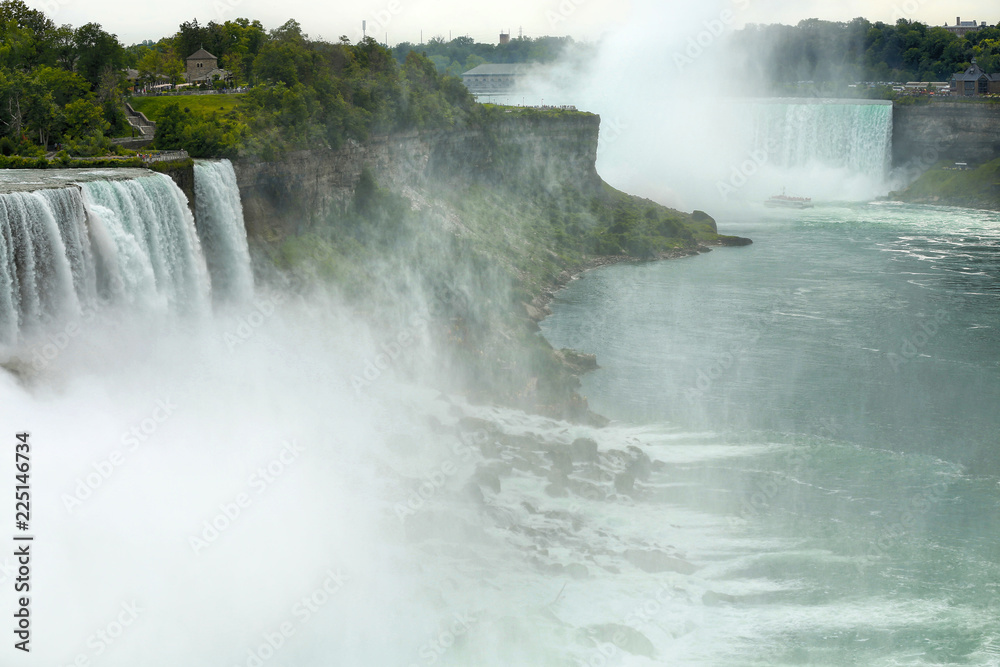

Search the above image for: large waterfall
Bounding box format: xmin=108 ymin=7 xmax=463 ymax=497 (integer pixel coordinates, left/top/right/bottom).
xmin=0 ymin=162 xmax=252 ymax=347
xmin=745 ymin=99 xmax=893 ymax=179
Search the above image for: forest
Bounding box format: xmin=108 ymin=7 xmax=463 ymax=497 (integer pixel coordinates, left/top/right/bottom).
xmin=1 ymin=0 xmax=998 ymax=161
xmin=0 ymin=2 xmax=477 ymax=159
xmin=732 ymin=17 xmax=1000 ymax=86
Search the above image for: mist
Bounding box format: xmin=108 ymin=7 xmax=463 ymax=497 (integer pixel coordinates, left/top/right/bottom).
xmin=509 ymin=0 xmax=902 ymax=211
xmin=2 ymin=3 xmax=996 ymax=665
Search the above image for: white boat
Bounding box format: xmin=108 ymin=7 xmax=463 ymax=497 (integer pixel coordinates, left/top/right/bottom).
xmin=765 ymin=191 xmax=813 ymax=208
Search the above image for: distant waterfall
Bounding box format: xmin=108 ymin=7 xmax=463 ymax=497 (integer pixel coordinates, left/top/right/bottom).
xmin=193 ymin=159 xmax=254 ymax=303
xmin=746 ymin=100 xmax=893 ymax=178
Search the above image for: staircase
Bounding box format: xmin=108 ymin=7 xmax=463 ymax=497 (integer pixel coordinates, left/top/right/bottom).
xmin=112 ymin=104 xmax=156 ymax=149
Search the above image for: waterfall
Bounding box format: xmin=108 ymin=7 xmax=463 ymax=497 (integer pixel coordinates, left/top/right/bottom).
xmin=193 ymin=159 xmax=254 ymax=303
xmin=0 ymin=188 xmax=85 ymax=342
xmin=746 ymin=100 xmax=893 ymax=178
xmin=81 ymin=176 xmax=211 ymax=318
xmin=0 ymin=168 xmax=253 ymax=347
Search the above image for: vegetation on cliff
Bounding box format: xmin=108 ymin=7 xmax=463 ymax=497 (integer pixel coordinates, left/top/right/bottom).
xmin=891 ymin=158 xmax=1000 ymax=209
xmin=132 ymin=26 xmax=480 ymax=158
xmin=265 ymin=124 xmax=744 ymax=421
xmin=0 ymin=0 xmax=135 ymax=157
xmin=0 ymin=4 xmax=480 ymax=160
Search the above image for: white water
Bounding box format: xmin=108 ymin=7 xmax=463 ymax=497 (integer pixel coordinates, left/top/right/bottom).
xmin=194 ymin=159 xmax=255 ymax=303
xmin=744 ymin=100 xmax=893 ymax=179
xmin=0 ymin=188 xmax=87 ymax=342
xmin=81 ymin=176 xmax=211 ymax=319
xmin=0 ymin=121 xmax=984 ymax=666
xmin=0 ymin=167 xmax=253 ymax=349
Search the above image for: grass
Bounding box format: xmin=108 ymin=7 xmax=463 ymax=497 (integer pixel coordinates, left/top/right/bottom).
xmin=480 ymin=103 xmax=596 ymax=119
xmin=894 ymin=158 xmax=1000 ymax=208
xmin=130 ymin=94 xmax=246 ymax=120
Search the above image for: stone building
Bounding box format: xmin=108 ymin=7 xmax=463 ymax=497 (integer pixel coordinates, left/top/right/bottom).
xmin=949 ymin=60 xmax=1000 ymax=97
xmin=185 ymin=48 xmax=230 ymax=84
xmin=942 ymin=17 xmax=987 ymax=37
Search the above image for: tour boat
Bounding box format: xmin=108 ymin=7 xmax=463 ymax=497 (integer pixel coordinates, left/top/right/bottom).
xmin=765 ymin=192 xmax=813 ymax=208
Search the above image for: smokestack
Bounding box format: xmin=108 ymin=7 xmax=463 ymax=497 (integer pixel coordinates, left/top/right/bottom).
xmin=956 ymin=16 xmax=961 ymax=25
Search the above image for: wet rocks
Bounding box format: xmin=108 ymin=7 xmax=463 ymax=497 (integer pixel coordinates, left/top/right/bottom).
xmin=585 ymin=623 xmax=656 ymax=658
xmin=570 ymin=437 xmax=599 ymax=462
xmin=623 ymin=549 xmax=697 ymax=575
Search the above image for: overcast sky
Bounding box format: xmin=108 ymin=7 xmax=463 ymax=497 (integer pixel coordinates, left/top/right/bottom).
xmin=25 ymin=0 xmax=1000 ymax=47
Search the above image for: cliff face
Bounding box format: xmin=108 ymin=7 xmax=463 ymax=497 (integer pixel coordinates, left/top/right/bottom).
xmin=893 ymin=103 xmax=1000 ymax=166
xmin=232 ymin=114 xmax=602 ymax=240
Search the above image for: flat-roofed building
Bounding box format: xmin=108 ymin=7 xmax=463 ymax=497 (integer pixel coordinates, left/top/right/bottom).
xmin=461 ymin=63 xmax=533 ymax=93
xmin=942 ymin=16 xmax=987 ymax=37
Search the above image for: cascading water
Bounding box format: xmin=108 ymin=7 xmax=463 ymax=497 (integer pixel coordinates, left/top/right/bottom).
xmin=0 ymin=188 xmax=86 ymax=342
xmin=0 ymin=167 xmax=253 ymax=348
xmin=193 ymin=159 xmax=255 ymax=303
xmin=745 ymin=100 xmax=893 ymax=178
xmin=81 ymin=175 xmax=211 ymax=318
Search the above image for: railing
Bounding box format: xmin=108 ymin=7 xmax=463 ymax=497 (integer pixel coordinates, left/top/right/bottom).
xmin=139 ymin=150 xmax=189 ymax=163
xmin=131 ymin=88 xmax=247 ymax=97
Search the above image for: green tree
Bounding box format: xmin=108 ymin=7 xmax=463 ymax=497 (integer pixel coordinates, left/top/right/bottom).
xmin=63 ymin=98 xmax=109 ymax=139
xmin=73 ymin=22 xmax=125 ymax=88
xmin=33 ymin=66 xmax=88 ymax=106
xmin=136 ymin=48 xmax=183 ymax=87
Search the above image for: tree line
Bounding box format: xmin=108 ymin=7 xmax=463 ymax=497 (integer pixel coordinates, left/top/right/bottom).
xmin=733 ymin=17 xmax=1000 ymax=87
xmin=0 ymin=3 xmax=479 ymax=159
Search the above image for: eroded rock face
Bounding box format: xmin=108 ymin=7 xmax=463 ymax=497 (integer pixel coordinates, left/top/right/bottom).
xmin=232 ymin=115 xmax=603 ymax=242
xmin=893 ymin=103 xmax=1000 ymax=166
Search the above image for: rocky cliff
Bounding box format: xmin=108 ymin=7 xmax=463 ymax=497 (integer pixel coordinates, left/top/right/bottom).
xmin=893 ymin=103 xmax=1000 ymax=166
xmin=232 ymin=113 xmax=602 ymax=241
xmin=228 ymin=111 xmax=734 ymax=422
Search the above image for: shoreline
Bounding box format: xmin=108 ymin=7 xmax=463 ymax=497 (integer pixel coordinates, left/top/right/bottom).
xmin=528 ymin=241 xmax=753 ymax=324
xmin=523 ymin=244 xmax=735 ymax=427
xmin=527 ymin=247 xmax=706 ymax=323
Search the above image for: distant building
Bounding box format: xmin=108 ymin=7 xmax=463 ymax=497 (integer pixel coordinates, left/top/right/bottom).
xmin=499 ymin=32 xmax=510 ymax=45
xmin=461 ymin=63 xmax=532 ymax=93
xmin=185 ymin=48 xmax=230 ymax=85
xmin=942 ymin=16 xmax=986 ymax=37
xmin=949 ymin=59 xmax=1000 ymax=96
xmin=903 ymin=81 xmax=950 ymax=94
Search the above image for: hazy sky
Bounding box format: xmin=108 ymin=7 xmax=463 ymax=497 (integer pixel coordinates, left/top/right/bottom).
xmin=25 ymin=0 xmax=1000 ymax=46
